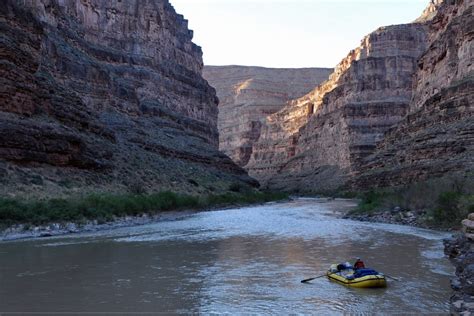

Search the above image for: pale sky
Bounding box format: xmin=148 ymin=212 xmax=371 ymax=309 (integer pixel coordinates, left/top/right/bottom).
xmin=171 ymin=0 xmax=429 ymax=68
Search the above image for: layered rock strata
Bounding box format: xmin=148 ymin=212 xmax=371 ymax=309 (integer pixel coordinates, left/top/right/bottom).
xmin=247 ymin=23 xmax=430 ymax=193
xmin=353 ymin=0 xmax=473 ymax=189
xmin=238 ymin=0 xmax=473 ymax=193
xmin=203 ymin=66 xmax=332 ymax=166
xmin=0 ymin=0 xmax=256 ymax=197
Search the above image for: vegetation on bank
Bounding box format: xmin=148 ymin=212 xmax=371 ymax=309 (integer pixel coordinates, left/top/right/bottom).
xmin=347 ymin=174 xmax=474 ymax=228
xmin=0 ymin=190 xmax=288 ymax=227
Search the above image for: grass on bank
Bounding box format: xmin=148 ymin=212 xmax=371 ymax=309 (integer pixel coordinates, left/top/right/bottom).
xmin=0 ymin=191 xmax=288 ymax=227
xmin=348 ymin=174 xmax=474 ymax=228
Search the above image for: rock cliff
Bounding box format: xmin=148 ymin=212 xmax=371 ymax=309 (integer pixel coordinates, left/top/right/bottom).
xmin=0 ymin=0 xmax=256 ymax=197
xmin=353 ymin=0 xmax=473 ymax=189
xmin=203 ymin=66 xmax=332 ymax=166
xmin=247 ymin=23 xmax=430 ymax=193
xmin=415 ymin=0 xmax=445 ymax=23
xmin=236 ymin=0 xmax=473 ymax=193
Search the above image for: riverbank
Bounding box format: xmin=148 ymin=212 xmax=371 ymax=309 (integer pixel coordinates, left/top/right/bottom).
xmin=343 ymin=206 xmax=436 ymax=229
xmin=0 ymin=190 xmax=288 ymax=241
xmin=341 ymin=187 xmax=474 ymax=314
xmin=342 ymin=175 xmax=474 ymax=231
xmin=444 ymin=214 xmax=474 ymax=315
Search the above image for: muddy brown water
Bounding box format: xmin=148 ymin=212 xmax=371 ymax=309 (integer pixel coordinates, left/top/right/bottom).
xmin=0 ymin=198 xmax=453 ymax=314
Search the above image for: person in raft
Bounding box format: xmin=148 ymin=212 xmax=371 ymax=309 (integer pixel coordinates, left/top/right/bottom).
xmin=354 ymin=258 xmax=365 ymax=270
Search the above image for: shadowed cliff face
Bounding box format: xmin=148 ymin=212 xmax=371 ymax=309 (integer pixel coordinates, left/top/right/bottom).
xmin=0 ymin=0 xmax=257 ymax=197
xmin=203 ymin=66 xmax=332 ymax=167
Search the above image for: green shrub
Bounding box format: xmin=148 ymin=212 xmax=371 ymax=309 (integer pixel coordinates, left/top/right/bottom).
xmin=350 ymin=173 xmax=474 ymax=228
xmin=229 ymin=183 xmax=244 ymax=193
xmin=353 ymin=191 xmax=387 ymax=214
xmin=0 ymin=190 xmax=288 ymax=226
xmin=430 ymin=192 xmax=473 ymax=227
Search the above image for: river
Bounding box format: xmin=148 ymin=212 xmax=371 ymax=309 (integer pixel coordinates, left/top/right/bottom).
xmin=0 ymin=198 xmax=453 ymax=314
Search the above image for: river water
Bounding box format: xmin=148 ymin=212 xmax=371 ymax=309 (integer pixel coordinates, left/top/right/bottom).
xmin=0 ymin=198 xmax=453 ymax=314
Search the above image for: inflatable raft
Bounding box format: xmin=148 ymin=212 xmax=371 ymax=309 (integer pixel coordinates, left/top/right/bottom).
xmin=327 ymin=264 xmax=387 ymax=288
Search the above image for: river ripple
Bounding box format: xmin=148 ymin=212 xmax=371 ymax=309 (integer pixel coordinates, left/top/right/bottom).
xmin=0 ymin=198 xmax=453 ymax=314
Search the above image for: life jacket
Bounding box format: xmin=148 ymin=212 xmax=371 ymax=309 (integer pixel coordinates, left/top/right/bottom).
xmin=354 ymin=260 xmax=365 ymax=269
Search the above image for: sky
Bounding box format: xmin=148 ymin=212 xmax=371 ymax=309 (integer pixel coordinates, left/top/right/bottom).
xmin=171 ymin=0 xmax=429 ymax=68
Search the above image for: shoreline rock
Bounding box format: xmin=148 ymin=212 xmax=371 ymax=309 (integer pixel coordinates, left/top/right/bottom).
xmin=343 ymin=207 xmax=439 ymax=230
xmin=444 ymin=214 xmax=474 ymax=315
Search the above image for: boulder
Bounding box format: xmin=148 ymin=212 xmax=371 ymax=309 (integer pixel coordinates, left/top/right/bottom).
xmin=462 ymin=219 xmax=474 ymax=234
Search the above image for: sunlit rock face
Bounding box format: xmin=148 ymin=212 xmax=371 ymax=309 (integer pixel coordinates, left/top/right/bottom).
xmin=353 ymin=0 xmax=474 ymax=188
xmin=415 ymin=0 xmax=445 ymax=22
xmin=0 ymin=0 xmax=256 ymax=197
xmin=247 ymin=23 xmax=430 ymax=193
xmin=244 ymin=0 xmax=473 ymax=193
xmin=203 ymin=66 xmax=332 ymax=167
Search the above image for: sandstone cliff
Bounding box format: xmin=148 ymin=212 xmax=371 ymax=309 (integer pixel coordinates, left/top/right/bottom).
xmin=240 ymin=0 xmax=473 ymax=194
xmin=203 ymin=66 xmax=332 ymax=166
xmin=247 ymin=23 xmax=430 ymax=193
xmin=0 ymin=0 xmax=256 ymax=197
xmin=415 ymin=0 xmax=445 ymax=23
xmin=354 ymin=0 xmax=473 ymax=189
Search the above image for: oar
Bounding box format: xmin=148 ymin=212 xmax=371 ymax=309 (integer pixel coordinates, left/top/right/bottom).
xmin=301 ymin=273 xmax=332 ymax=283
xmin=383 ymin=274 xmax=400 ymax=281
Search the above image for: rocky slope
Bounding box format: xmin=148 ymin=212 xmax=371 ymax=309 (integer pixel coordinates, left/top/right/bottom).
xmin=203 ymin=66 xmax=332 ymax=166
xmin=247 ymin=23 xmax=430 ymax=193
xmin=0 ymin=0 xmax=256 ymax=198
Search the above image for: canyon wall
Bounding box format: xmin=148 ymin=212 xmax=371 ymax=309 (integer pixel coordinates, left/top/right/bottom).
xmin=353 ymin=0 xmax=474 ymax=189
xmin=239 ymin=0 xmax=473 ymax=193
xmin=247 ymin=23 xmax=430 ymax=193
xmin=203 ymin=66 xmax=332 ymax=166
xmin=0 ymin=0 xmax=256 ymax=198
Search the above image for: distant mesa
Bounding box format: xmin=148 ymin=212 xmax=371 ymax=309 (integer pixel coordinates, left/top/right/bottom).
xmin=203 ymin=66 xmax=332 ymax=167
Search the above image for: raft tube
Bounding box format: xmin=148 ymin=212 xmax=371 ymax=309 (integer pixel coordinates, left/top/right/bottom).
xmin=327 ymin=265 xmax=387 ymax=288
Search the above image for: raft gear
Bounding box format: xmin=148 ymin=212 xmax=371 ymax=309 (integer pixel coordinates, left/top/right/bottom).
xmin=354 ymin=259 xmax=366 ymax=269
xmin=328 ymin=264 xmax=387 ymax=288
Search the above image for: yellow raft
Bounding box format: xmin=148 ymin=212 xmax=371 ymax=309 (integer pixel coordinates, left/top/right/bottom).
xmin=327 ymin=264 xmax=387 ymax=288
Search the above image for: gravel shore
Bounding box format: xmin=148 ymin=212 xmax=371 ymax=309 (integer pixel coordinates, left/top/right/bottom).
xmin=0 ymin=210 xmax=198 ymax=242
xmin=444 ymin=230 xmax=474 ymax=315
